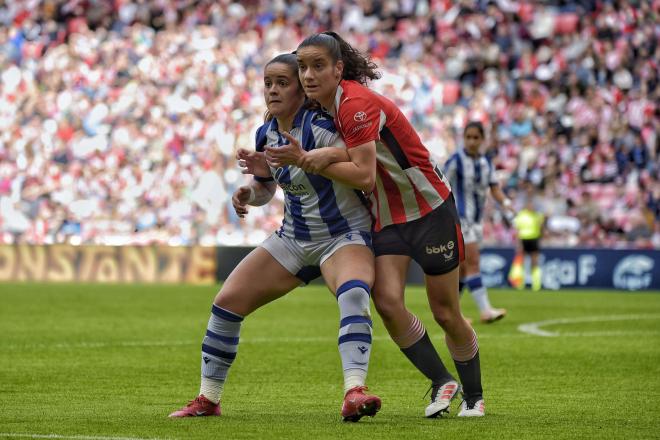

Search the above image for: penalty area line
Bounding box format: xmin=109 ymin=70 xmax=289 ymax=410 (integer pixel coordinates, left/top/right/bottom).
xmin=517 ymin=314 xmax=660 ymax=337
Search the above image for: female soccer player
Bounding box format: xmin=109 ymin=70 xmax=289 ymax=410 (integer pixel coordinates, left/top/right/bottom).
xmin=443 ymin=121 xmax=513 ymax=323
xmin=169 ymin=53 xmax=381 ymax=422
xmin=266 ymin=32 xmax=485 ymax=417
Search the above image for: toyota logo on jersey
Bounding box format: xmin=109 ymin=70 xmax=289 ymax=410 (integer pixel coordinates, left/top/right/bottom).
xmin=353 ymin=111 xmax=367 ymax=121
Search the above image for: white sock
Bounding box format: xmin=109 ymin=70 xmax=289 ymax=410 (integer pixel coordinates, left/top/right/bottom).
xmin=344 ymin=368 xmax=367 ymax=394
xmin=200 ymin=377 xmax=224 ymax=404
xmin=471 ymin=286 xmax=492 ymax=313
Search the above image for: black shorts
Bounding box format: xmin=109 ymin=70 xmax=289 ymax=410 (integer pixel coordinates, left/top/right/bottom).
xmin=372 ymin=196 xmax=465 ymax=275
xmin=521 ymin=239 xmax=540 ymax=253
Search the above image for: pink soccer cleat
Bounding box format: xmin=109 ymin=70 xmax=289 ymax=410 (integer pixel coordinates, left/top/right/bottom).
xmin=169 ymin=395 xmax=221 ymax=418
xmin=480 ymin=308 xmax=507 ymax=324
xmin=341 ymin=386 xmax=381 ymax=422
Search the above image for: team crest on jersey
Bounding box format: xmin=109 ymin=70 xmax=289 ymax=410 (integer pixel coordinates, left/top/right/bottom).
xmin=353 ymin=111 xmax=367 ymax=121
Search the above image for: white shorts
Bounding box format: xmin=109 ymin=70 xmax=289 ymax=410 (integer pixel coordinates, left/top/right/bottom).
xmin=260 ymin=230 xmax=372 ymax=284
xmin=460 ymin=219 xmax=483 ymax=244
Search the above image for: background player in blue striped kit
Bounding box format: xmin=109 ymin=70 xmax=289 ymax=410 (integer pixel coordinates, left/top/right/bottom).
xmin=443 ymin=122 xmax=515 ymax=323
xmin=169 ymin=53 xmax=381 ymax=421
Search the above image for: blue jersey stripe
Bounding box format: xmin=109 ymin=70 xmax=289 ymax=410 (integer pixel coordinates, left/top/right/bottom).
xmin=301 ymin=111 xmax=316 ymax=151
xmin=311 ymin=113 xmax=337 ymax=133
xmin=473 ymin=159 xmax=481 ymax=222
xmin=307 ymin=173 xmax=350 ymax=236
xmin=255 ymin=123 xmax=269 ymax=152
xmin=455 ymin=154 xmax=466 ymax=217
xmin=279 ymin=167 xmax=311 ymax=241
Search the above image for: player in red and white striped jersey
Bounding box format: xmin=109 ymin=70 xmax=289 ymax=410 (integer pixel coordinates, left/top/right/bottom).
xmin=330 ymin=78 xmax=453 ymax=231
xmin=268 ymin=32 xmax=485 ymax=417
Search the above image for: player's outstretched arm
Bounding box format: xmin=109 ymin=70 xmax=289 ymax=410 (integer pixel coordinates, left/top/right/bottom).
xmin=232 ymin=181 xmax=276 ymax=218
xmin=490 ymin=185 xmax=515 ymax=216
xmin=317 ymin=141 xmax=377 ymax=193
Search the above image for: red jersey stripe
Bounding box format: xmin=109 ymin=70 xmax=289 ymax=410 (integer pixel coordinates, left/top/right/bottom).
xmin=376 ymin=161 xmax=406 ymax=225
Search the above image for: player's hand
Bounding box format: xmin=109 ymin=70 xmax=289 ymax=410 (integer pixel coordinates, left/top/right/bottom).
xmin=232 ymin=186 xmax=254 ymax=218
xmin=503 ymin=209 xmax=515 ymax=227
xmin=298 ymin=148 xmax=335 ymax=174
xmin=264 ymin=132 xmax=304 ymax=168
xmin=236 ymin=148 xmax=270 ymax=178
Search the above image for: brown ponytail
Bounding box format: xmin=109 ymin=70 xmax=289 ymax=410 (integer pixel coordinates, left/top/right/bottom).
xmin=297 ymin=32 xmax=381 ymax=85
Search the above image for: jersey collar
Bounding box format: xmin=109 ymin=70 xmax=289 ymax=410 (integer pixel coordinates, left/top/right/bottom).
xmin=269 ymin=106 xmax=306 ymax=133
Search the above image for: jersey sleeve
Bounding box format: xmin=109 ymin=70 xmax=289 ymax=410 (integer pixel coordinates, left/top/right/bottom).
xmin=443 ymin=154 xmax=458 ymax=184
xmin=336 ymin=95 xmax=381 ymax=148
xmin=253 ymin=123 xmax=274 ymax=183
xmin=310 ymin=112 xmax=345 ymax=149
xmin=254 ymin=123 xmax=268 ymax=153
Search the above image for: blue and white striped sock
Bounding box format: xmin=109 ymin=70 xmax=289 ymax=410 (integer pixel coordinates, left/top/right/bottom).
xmin=336 ymin=280 xmax=372 ymax=394
xmin=200 ymin=304 xmax=243 ymax=404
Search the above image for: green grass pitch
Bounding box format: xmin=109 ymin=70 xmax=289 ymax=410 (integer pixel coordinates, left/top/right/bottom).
xmin=1 ymin=282 xmax=659 ymax=440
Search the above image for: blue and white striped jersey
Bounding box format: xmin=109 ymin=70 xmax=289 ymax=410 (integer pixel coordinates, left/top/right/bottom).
xmin=443 ymin=149 xmax=497 ymax=224
xmin=254 ymin=107 xmax=372 ymax=241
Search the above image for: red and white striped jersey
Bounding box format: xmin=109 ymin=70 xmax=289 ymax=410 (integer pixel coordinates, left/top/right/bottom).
xmin=333 ymin=79 xmax=452 ymax=231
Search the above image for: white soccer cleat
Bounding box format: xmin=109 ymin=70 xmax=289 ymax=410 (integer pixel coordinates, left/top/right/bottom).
xmin=457 ymin=399 xmax=485 ymax=417
xmin=480 ymin=308 xmax=507 ymax=324
xmin=425 ymin=380 xmax=461 ymax=418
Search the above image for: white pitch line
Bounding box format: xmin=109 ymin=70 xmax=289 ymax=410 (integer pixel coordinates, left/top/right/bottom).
xmin=517 ymin=314 xmax=660 ymax=337
xmin=6 ymin=318 xmax=660 ymax=351
xmin=0 ymin=433 xmax=170 ymax=440
xmin=0 ymin=333 xmax=520 ymax=351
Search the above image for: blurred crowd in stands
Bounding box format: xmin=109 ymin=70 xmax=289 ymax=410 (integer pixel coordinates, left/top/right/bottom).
xmin=0 ymin=0 xmax=658 ymax=248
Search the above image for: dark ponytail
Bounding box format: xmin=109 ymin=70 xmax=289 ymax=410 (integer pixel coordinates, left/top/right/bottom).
xmin=297 ymin=31 xmax=381 ymax=85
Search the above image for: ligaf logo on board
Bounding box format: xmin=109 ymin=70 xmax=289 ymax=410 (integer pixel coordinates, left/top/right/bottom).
xmin=613 ymin=255 xmax=654 ymax=291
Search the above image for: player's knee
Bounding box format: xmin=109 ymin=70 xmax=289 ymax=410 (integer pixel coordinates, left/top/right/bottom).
xmin=432 ymin=308 xmax=459 ymax=329
xmin=337 ymin=279 xmax=371 ymax=310
xmin=213 ymin=289 xmax=248 ymax=316
xmin=373 ymin=293 xmax=405 ymax=321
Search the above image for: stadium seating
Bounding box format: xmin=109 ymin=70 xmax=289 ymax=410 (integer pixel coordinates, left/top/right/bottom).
xmin=0 ymin=0 xmax=657 ymax=248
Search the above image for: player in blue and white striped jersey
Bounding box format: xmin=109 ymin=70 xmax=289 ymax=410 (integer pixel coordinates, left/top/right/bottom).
xmin=254 ymin=105 xmax=371 ymax=242
xmin=443 ymin=122 xmax=515 ymax=324
xmin=170 ymin=53 xmax=381 ymax=422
